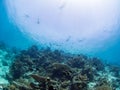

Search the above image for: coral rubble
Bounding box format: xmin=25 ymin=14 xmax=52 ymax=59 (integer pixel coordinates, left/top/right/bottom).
xmin=1 ymin=45 xmax=120 ymax=90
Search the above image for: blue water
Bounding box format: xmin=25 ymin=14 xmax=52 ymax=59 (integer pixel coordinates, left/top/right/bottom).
xmin=0 ymin=0 xmax=34 ymax=49
xmin=0 ymin=0 xmax=120 ymax=65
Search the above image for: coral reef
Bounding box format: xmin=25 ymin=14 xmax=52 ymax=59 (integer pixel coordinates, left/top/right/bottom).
xmin=0 ymin=42 xmax=15 ymax=85
xmin=95 ymin=85 xmax=112 ymax=90
xmin=0 ymin=45 xmax=120 ymax=90
xmin=66 ymin=54 xmax=88 ymax=68
xmin=90 ymin=57 xmax=104 ymax=71
xmin=46 ymin=63 xmax=73 ymax=81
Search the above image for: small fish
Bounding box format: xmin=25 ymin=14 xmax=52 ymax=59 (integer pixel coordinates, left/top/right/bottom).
xmin=37 ymin=18 xmax=40 ymax=24
xmin=78 ymin=38 xmax=85 ymax=42
xmin=59 ymin=2 xmax=66 ymax=10
xmin=25 ymin=14 xmax=29 ymax=18
xmin=66 ymin=36 xmax=71 ymax=42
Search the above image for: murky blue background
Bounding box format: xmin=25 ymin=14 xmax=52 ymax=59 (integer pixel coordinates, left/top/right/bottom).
xmin=0 ymin=0 xmax=120 ymax=65
xmin=0 ymin=0 xmax=33 ymax=48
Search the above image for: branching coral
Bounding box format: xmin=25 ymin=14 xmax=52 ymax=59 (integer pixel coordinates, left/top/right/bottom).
xmin=95 ymin=85 xmax=112 ymax=90
xmin=5 ymin=45 xmax=120 ymax=90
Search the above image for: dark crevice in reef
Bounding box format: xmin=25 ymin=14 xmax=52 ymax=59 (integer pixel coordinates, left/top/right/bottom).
xmin=0 ymin=45 xmax=120 ymax=90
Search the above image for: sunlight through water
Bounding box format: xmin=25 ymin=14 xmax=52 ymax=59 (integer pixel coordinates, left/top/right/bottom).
xmin=5 ymin=0 xmax=120 ymax=64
